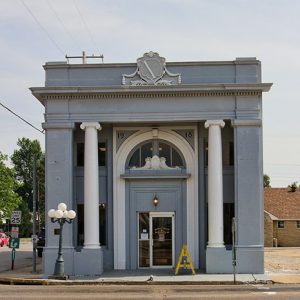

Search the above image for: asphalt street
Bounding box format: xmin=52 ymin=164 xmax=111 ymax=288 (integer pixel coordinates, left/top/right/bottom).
xmin=0 ymin=242 xmax=37 ymax=272
xmin=1 ymin=284 xmax=300 ymax=299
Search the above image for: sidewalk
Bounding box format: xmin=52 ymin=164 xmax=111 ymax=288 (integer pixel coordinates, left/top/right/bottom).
xmin=1 ymin=245 xmax=300 ymax=285
xmin=0 ymin=262 xmax=273 ymax=286
xmin=2 ymin=263 xmax=300 ymax=285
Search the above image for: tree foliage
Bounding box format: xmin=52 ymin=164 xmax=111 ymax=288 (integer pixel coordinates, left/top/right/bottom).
xmin=10 ymin=138 xmax=45 ymax=235
xmin=264 ymin=174 xmax=271 ymax=188
xmin=288 ymin=181 xmax=298 ymax=192
xmin=0 ymin=152 xmax=22 ymax=221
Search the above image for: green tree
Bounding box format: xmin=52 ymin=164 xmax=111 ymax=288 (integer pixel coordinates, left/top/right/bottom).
xmin=264 ymin=174 xmax=271 ymax=188
xmin=10 ymin=138 xmax=45 ymax=236
xmin=0 ymin=152 xmax=22 ymax=221
xmin=288 ymin=181 xmax=298 ymax=192
xmin=0 ymin=152 xmax=22 ymax=219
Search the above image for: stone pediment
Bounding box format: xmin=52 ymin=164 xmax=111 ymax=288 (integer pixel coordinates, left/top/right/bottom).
xmin=122 ymin=51 xmax=181 ymax=86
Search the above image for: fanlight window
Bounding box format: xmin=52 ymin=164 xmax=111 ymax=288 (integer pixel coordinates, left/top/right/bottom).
xmin=127 ymin=140 xmax=185 ymax=168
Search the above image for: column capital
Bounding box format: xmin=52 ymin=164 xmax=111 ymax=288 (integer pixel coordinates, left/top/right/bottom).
xmin=204 ymin=120 xmax=225 ymax=129
xmin=80 ymin=122 xmax=102 ymax=131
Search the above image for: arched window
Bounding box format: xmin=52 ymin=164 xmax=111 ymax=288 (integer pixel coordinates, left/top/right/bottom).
xmin=127 ymin=139 xmax=185 ymax=168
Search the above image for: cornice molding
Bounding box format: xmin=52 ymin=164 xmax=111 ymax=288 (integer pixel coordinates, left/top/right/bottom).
xmin=31 ymin=83 xmax=272 ymax=103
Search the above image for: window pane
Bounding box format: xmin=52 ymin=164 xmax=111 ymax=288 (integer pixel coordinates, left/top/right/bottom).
xmin=77 ymin=204 xmax=84 ymax=246
xmin=159 ymin=142 xmax=171 ymax=166
xmin=141 ymin=143 xmax=152 ymax=167
xmin=128 ymin=148 xmax=140 ymax=168
xmin=77 ymin=204 xmax=107 ymax=246
xmin=77 ymin=143 xmax=84 ymax=167
xmin=99 ymin=204 xmax=106 ymax=246
xmin=205 ymin=141 xmax=208 ymax=166
xmin=139 ymin=213 xmax=149 ymax=267
xmin=297 ymin=221 xmax=300 ymax=229
xmin=77 ymin=143 xmax=106 ymax=167
xmin=223 ymin=203 xmax=234 ymax=245
xmin=278 ymin=221 xmax=284 ymax=229
xmin=229 ymin=142 xmax=234 ymax=166
xmin=98 ymin=142 xmax=106 ymax=166
xmin=152 ymin=217 xmax=172 ymax=266
xmin=172 ymin=147 xmax=184 ymax=167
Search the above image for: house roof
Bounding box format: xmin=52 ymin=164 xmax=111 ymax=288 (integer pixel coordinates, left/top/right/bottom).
xmin=264 ymin=188 xmax=300 ymax=220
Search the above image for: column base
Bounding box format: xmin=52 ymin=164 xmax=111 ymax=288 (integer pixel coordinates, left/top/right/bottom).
xmin=206 ymin=247 xmax=232 ymax=273
xmin=83 ymin=244 xmax=101 ymax=249
xmin=207 ymin=243 xmax=225 ymax=248
xmin=74 ymin=248 xmax=103 ymax=276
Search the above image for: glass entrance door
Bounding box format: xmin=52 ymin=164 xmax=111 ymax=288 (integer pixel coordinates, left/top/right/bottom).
xmin=138 ymin=212 xmax=174 ymax=268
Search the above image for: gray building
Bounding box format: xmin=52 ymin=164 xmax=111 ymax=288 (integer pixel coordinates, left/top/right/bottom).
xmin=31 ymin=51 xmax=272 ymax=276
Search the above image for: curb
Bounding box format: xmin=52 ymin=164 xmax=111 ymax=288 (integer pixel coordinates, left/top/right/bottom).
xmin=0 ymin=277 xmax=273 ymax=286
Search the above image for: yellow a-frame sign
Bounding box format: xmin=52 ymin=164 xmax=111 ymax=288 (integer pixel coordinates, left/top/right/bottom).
xmin=175 ymin=244 xmax=196 ymax=275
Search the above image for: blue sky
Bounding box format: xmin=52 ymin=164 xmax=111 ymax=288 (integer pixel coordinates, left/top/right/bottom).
xmin=0 ymin=0 xmax=299 ymax=187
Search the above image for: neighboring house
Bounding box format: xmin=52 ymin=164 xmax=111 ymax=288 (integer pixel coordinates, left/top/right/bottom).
xmin=264 ymin=188 xmax=300 ymax=247
xmin=31 ymin=51 xmax=271 ymax=276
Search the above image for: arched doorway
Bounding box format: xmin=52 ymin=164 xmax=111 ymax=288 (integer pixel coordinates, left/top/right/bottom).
xmin=113 ymin=127 xmax=198 ymax=269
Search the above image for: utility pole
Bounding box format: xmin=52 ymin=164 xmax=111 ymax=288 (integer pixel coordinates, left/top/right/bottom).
xmin=32 ymin=155 xmax=37 ymax=273
xmin=65 ymin=51 xmax=104 ymax=64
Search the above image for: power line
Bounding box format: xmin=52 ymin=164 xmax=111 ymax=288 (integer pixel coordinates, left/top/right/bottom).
xmin=0 ymin=101 xmax=44 ymax=135
xmin=73 ymin=0 xmax=100 ymax=52
xmin=45 ymin=0 xmax=82 ymax=52
xmin=20 ymin=0 xmax=65 ymax=56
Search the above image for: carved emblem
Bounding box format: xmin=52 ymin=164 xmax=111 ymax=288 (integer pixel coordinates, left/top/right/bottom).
xmin=137 ymin=51 xmax=165 ymax=84
xmin=122 ymin=51 xmax=181 ymax=86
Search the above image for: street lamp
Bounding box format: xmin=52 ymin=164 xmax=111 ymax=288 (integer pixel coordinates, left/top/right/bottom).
xmin=48 ymin=203 xmax=76 ymax=278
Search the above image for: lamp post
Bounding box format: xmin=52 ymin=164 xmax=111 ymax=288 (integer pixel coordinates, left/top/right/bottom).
xmin=48 ymin=203 xmax=76 ymax=278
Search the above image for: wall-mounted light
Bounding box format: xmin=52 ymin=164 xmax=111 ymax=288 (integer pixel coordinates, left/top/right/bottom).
xmin=153 ymin=195 xmax=159 ymax=207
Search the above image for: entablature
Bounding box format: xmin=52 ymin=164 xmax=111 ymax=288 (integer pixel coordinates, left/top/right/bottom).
xmin=31 ymin=83 xmax=272 ymax=104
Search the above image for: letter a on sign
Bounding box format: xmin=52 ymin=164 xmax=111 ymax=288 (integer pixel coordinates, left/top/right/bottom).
xmin=175 ymin=244 xmax=196 ymax=275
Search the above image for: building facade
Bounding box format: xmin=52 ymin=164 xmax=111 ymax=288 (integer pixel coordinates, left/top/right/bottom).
xmin=31 ymin=52 xmax=272 ymax=276
xmin=265 ymin=188 xmax=300 ymax=247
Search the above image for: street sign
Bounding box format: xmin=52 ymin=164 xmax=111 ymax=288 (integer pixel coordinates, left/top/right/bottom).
xmin=11 ymin=227 xmax=19 ymax=238
xmin=11 ymin=211 xmax=22 ymax=225
xmin=9 ymin=237 xmax=20 ymax=249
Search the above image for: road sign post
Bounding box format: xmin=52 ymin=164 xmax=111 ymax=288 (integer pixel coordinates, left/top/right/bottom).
xmin=11 ymin=226 xmax=19 ymax=238
xmin=9 ymin=237 xmax=20 ymax=270
xmin=11 ymin=211 xmax=22 ymax=225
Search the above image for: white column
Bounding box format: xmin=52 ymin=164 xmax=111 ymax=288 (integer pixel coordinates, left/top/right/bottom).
xmin=204 ymin=120 xmax=225 ymax=248
xmin=80 ymin=122 xmax=101 ymax=249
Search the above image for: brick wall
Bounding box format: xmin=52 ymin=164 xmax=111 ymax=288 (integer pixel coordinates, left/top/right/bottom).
xmin=264 ymin=212 xmax=274 ymax=247
xmin=273 ymin=220 xmax=300 ymax=247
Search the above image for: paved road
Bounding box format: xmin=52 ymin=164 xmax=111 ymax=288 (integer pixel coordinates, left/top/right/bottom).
xmin=0 ymin=242 xmax=40 ymax=272
xmin=1 ymin=284 xmax=300 ymax=299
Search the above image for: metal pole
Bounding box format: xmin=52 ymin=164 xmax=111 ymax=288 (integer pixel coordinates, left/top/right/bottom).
xmin=11 ymin=248 xmax=16 ymax=270
xmin=54 ymin=220 xmax=64 ymax=276
xmin=232 ymin=217 xmax=237 ymax=284
xmin=32 ymin=155 xmax=37 ymax=273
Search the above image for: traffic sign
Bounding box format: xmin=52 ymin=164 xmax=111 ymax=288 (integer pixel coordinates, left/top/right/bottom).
xmin=11 ymin=211 xmax=22 ymax=225
xmin=10 ymin=227 xmax=19 ymax=238
xmin=9 ymin=237 xmax=20 ymax=249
